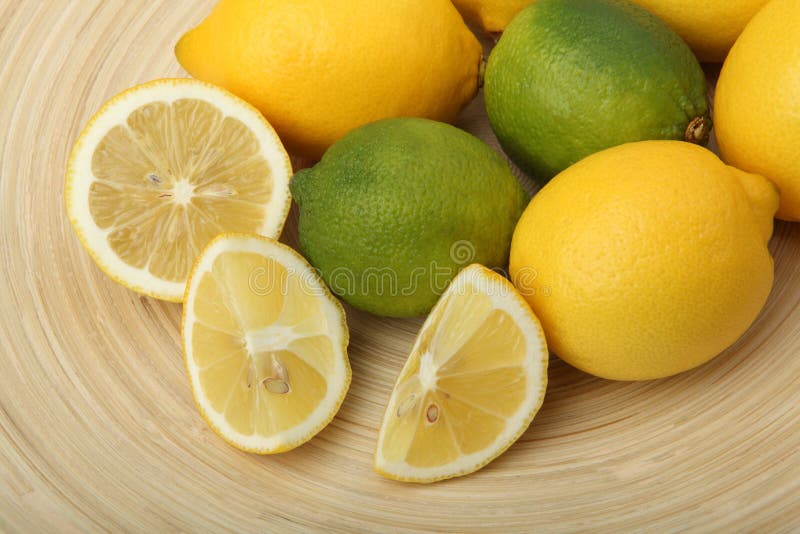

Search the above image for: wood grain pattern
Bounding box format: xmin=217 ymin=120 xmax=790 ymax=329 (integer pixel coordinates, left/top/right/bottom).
xmin=1 ymin=1 xmax=799 ymax=531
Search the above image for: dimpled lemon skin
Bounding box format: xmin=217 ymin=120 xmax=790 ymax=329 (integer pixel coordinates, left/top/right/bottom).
xmin=629 ymin=0 xmax=769 ymax=62
xmin=509 ymin=141 xmax=778 ymax=381
xmin=176 ymin=0 xmax=481 ymax=161
xmin=714 ymin=0 xmax=800 ymax=221
xmin=451 ymin=0 xmax=533 ymax=32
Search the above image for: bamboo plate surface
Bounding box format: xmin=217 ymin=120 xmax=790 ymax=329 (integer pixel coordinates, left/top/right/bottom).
xmin=1 ymin=1 xmax=799 ymax=531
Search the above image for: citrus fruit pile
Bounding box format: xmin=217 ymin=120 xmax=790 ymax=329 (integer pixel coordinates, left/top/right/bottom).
xmin=65 ymin=0 xmax=799 ymax=483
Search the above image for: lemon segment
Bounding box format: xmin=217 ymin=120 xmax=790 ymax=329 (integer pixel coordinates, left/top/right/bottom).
xmin=66 ymin=79 xmax=292 ymax=301
xmin=183 ymin=234 xmax=350 ymax=453
xmin=375 ymin=264 xmax=548 ymax=483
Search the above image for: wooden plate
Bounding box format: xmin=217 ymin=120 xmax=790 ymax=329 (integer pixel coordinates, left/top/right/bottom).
xmin=1 ymin=1 xmax=798 ymax=531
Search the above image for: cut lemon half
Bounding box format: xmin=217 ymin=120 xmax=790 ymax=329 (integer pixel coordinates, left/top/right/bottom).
xmin=66 ymin=78 xmax=292 ymax=301
xmin=375 ymin=264 xmax=548 ymax=482
xmin=182 ymin=234 xmax=350 ymax=453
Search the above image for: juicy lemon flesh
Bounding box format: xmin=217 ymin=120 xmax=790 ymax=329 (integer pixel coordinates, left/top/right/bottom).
xmin=88 ymin=99 xmax=273 ymax=283
xmin=191 ymin=251 xmax=336 ymax=439
xmin=380 ymin=283 xmax=528 ymax=468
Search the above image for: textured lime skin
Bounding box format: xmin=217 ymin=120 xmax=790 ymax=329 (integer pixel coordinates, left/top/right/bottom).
xmin=291 ymin=118 xmax=529 ymax=317
xmin=485 ymin=0 xmax=710 ymax=183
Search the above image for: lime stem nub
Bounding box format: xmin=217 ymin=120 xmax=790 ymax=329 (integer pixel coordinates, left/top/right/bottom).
xmin=685 ymin=116 xmax=712 ymax=145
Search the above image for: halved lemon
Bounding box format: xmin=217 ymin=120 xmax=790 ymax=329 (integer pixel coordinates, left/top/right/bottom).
xmin=182 ymin=234 xmax=350 ymax=453
xmin=375 ymin=264 xmax=548 ymax=482
xmin=66 ymin=78 xmax=292 ymax=301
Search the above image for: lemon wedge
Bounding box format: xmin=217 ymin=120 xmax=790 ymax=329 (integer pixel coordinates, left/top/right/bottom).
xmin=375 ymin=264 xmax=548 ymax=482
xmin=66 ymin=79 xmax=292 ymax=301
xmin=182 ymin=234 xmax=350 ymax=453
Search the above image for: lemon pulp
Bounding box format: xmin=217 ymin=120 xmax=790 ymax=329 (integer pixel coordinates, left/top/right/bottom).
xmin=67 ymin=79 xmax=291 ymax=301
xmin=183 ymin=234 xmax=350 ymax=453
xmin=375 ymin=264 xmax=548 ymax=482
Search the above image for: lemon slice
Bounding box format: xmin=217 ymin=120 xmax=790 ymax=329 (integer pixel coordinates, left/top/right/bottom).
xmin=182 ymin=234 xmax=350 ymax=453
xmin=375 ymin=264 xmax=548 ymax=482
xmin=66 ymin=79 xmax=292 ymax=301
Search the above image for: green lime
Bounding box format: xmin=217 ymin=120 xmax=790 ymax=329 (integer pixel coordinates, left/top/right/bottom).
xmin=485 ymin=0 xmax=711 ymax=182
xmin=290 ymin=118 xmax=528 ymax=317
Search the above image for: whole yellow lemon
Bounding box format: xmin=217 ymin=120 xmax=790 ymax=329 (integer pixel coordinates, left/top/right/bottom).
xmin=714 ymin=0 xmax=800 ymax=221
xmin=509 ymin=141 xmax=778 ymax=381
xmin=629 ymin=0 xmax=769 ymax=62
xmin=176 ymin=0 xmax=482 ymax=160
